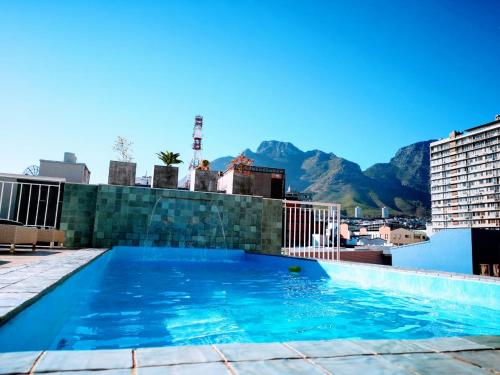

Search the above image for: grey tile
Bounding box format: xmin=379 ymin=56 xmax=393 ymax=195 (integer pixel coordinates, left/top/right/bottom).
xmin=215 ymin=343 xmax=300 ymax=362
xmin=450 ymin=350 xmax=500 ymax=372
xmin=136 ymin=345 xmax=221 ymax=367
xmin=287 ymin=339 xmax=373 ymax=358
xmin=0 ymin=292 xmax=36 ymax=307
xmin=35 ymin=350 xmax=133 ymax=372
xmin=137 ymin=362 xmax=230 ymax=375
xmin=314 ymin=355 xmax=411 ymax=375
xmin=418 ymin=337 xmax=491 ymax=352
xmin=462 ymin=335 xmax=500 ymax=349
xmin=382 ymin=353 xmax=491 ymax=374
xmin=38 ymin=370 xmax=132 ymax=375
xmin=231 ymin=359 xmax=325 ymax=375
xmin=354 ymin=339 xmax=435 ymax=354
xmin=0 ymin=351 xmax=41 ymax=375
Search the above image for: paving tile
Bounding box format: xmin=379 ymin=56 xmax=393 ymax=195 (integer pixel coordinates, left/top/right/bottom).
xmin=354 ymin=339 xmax=435 ymax=354
xmin=0 ymin=292 xmax=36 ymax=307
xmin=0 ymin=351 xmax=41 ymax=374
xmin=135 ymin=345 xmax=222 ymax=367
xmin=231 ymin=359 xmax=325 ymax=375
xmin=287 ymin=339 xmax=373 ymax=358
xmin=34 ymin=350 xmax=133 ymax=372
xmin=381 ymin=353 xmax=490 ymax=375
xmin=137 ymin=362 xmax=230 ymax=375
xmin=417 ymin=337 xmax=491 ymax=352
xmin=314 ymin=355 xmax=411 ymax=375
xmin=215 ymin=343 xmax=300 ymax=362
xmin=38 ymin=370 xmax=132 ymax=375
xmin=450 ymin=350 xmax=500 ymax=372
xmin=462 ymin=335 xmax=500 ymax=349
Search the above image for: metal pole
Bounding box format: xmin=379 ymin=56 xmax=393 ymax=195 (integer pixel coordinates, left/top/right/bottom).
xmin=0 ymin=181 xmax=4 ymax=217
xmin=288 ymin=204 xmax=292 ymax=256
xmin=307 ymin=207 xmax=312 ymax=258
xmin=283 ymin=201 xmax=287 ymax=254
xmin=298 ymin=205 xmax=302 ymax=257
xmin=43 ymin=186 xmax=51 ymax=227
xmin=26 ymin=184 xmax=33 ymax=225
xmin=16 ymin=183 xmax=23 ymax=222
xmin=35 ymin=185 xmax=41 ymax=226
xmin=54 ymin=183 xmax=62 ymax=228
xmin=7 ymin=182 xmax=14 ymax=220
xmin=293 ymin=203 xmax=297 ymax=253
xmin=337 ymin=204 xmax=341 ymax=261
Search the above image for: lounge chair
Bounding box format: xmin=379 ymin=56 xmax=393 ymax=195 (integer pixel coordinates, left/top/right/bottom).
xmin=0 ymin=224 xmax=38 ymax=253
xmin=37 ymin=228 xmax=65 ymax=248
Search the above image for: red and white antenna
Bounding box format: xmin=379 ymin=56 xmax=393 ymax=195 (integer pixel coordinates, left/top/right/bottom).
xmin=186 ymin=115 xmax=203 ymax=187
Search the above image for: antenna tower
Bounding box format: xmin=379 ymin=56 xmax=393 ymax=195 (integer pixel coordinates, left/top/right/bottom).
xmin=186 ymin=115 xmax=203 ymax=187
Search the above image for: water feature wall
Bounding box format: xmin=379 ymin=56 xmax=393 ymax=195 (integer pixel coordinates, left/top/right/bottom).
xmin=60 ymin=183 xmax=282 ymax=253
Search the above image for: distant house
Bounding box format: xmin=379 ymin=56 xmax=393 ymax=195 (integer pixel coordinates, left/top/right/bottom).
xmin=39 ymin=152 xmax=90 ymax=184
xmin=390 ymin=228 xmax=427 ymax=246
xmin=218 ymin=164 xmax=285 ymax=199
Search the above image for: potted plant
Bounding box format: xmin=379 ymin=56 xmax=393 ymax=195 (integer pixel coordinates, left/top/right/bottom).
xmin=190 ymin=160 xmax=219 ymax=192
xmin=108 ymin=136 xmax=137 ymax=186
xmin=152 ymin=151 xmax=183 ymax=189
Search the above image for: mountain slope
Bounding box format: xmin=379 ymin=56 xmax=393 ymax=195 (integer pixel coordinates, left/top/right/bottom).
xmin=212 ymin=140 xmax=434 ymax=217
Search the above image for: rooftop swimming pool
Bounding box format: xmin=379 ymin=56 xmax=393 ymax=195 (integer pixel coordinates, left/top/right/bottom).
xmin=0 ymin=247 xmax=499 ymax=352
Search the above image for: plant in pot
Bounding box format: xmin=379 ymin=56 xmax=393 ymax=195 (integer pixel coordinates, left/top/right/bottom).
xmin=108 ymin=136 xmax=137 ymax=186
xmin=152 ymin=151 xmax=183 ymax=189
xmin=191 ymin=159 xmax=219 ymax=192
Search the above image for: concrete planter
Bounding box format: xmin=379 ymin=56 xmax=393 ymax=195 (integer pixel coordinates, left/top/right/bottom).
xmin=152 ymin=165 xmax=179 ymax=189
xmin=190 ymin=170 xmax=219 ymax=192
xmin=108 ymin=161 xmax=136 ymax=186
xmin=232 ymin=173 xmax=254 ymax=195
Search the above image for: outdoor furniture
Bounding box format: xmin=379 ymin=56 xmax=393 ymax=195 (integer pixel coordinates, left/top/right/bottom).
xmin=0 ymin=224 xmax=38 ymax=253
xmin=37 ymin=228 xmax=65 ymax=248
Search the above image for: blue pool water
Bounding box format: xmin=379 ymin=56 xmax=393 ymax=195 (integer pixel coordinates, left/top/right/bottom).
xmin=0 ymin=247 xmax=499 ymax=352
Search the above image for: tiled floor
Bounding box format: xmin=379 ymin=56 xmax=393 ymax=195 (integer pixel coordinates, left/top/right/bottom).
xmin=0 ymin=248 xmax=106 ymax=322
xmin=0 ymin=338 xmax=498 ymax=374
xmin=0 ymin=249 xmax=499 ymax=374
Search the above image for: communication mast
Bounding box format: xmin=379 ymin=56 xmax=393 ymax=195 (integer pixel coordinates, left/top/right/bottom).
xmin=186 ymin=115 xmax=203 ymax=187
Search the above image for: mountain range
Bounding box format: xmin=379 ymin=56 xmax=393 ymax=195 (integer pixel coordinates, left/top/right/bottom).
xmin=211 ymin=140 xmax=435 ymax=217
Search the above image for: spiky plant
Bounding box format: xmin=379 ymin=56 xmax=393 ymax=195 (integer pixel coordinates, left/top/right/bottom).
xmin=156 ymin=151 xmax=183 ymax=167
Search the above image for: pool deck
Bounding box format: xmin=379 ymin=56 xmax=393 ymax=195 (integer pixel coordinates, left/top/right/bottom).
xmin=0 ymin=248 xmax=106 ymax=323
xmin=0 ymin=248 xmax=499 ymax=374
xmin=0 ymin=337 xmax=499 ymax=374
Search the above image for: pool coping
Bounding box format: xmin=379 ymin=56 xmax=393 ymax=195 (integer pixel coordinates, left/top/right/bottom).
xmin=0 ymin=248 xmax=109 ymax=324
xmin=0 ymin=336 xmax=499 ymax=374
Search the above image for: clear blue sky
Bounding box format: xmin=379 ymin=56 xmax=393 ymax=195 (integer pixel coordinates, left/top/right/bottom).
xmin=1 ymin=0 xmax=499 ymax=183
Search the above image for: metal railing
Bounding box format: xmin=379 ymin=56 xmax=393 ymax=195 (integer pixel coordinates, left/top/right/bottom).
xmin=0 ymin=180 xmax=63 ymax=228
xmin=282 ymin=200 xmax=341 ymax=261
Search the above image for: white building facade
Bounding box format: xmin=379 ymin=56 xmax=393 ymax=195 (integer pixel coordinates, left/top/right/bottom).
xmin=430 ymin=116 xmax=500 ymax=230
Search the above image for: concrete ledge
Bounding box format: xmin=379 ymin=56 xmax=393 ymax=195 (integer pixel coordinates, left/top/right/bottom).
xmin=0 ymin=249 xmax=108 ymax=324
xmin=0 ymin=337 xmax=498 ymax=374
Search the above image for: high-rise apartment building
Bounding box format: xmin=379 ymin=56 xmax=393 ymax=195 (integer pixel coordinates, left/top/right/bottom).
xmin=430 ymin=115 xmax=500 ymax=230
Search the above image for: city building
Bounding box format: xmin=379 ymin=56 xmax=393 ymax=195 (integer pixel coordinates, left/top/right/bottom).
xmin=218 ymin=164 xmax=285 ymax=199
xmin=381 ymin=206 xmax=389 ymax=218
xmin=354 ymin=206 xmax=363 ymax=218
xmin=390 ymin=228 xmax=428 ymax=246
xmin=39 ymin=152 xmax=90 ymax=184
xmin=430 ymin=115 xmax=500 ymax=230
xmin=284 ymin=186 xmax=313 ymax=201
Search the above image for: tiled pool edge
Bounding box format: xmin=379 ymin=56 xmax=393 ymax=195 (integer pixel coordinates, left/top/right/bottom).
xmin=0 ymin=336 xmax=498 ymax=374
xmin=0 ymin=249 xmax=108 ymax=324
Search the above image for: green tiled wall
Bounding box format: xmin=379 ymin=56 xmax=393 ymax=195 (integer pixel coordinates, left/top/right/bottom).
xmin=59 ymin=183 xmax=98 ymax=248
xmin=261 ymin=198 xmax=283 ymax=254
xmin=60 ymin=183 xmax=282 ymax=254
